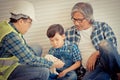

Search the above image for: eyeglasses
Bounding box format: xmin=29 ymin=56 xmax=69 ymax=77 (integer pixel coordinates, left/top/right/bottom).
xmin=71 ymin=17 xmax=85 ymax=23
xmin=23 ymin=19 xmax=32 ymax=25
xmin=26 ymin=21 xmax=32 ymax=24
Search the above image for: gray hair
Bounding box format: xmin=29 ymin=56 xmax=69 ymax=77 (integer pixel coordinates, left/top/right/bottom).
xmin=71 ymin=2 xmax=94 ymax=23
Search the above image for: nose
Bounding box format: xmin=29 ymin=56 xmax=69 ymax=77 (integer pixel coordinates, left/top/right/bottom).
xmin=74 ymin=21 xmax=80 ymax=26
xmin=74 ymin=22 xmax=80 ymax=28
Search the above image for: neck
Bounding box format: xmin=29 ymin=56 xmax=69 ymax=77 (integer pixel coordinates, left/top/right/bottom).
xmin=13 ymin=23 xmax=21 ymax=33
xmin=79 ymin=23 xmax=92 ymax=31
xmin=85 ymin=24 xmax=92 ymax=30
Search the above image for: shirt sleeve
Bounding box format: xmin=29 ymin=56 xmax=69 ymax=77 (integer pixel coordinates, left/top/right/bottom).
xmin=2 ymin=32 xmax=53 ymax=68
xmin=103 ymin=23 xmax=117 ymax=47
xmin=48 ymin=48 xmax=54 ymax=55
xmin=65 ymin=27 xmax=73 ymax=42
xmin=71 ymin=44 xmax=82 ymax=62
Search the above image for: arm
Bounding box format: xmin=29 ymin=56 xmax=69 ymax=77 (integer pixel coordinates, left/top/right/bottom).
xmin=87 ymin=22 xmax=117 ymax=71
xmin=45 ymin=54 xmax=65 ymax=74
xmin=58 ymin=43 xmax=81 ymax=78
xmin=103 ymin=23 xmax=117 ymax=47
xmin=2 ymin=32 xmax=53 ymax=68
xmin=93 ymin=22 xmax=117 ymax=50
xmin=58 ymin=61 xmax=81 ymax=78
xmin=45 ymin=54 xmax=65 ymax=68
xmin=86 ymin=51 xmax=99 ymax=71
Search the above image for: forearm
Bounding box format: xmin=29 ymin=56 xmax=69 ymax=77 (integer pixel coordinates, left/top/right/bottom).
xmin=64 ymin=61 xmax=81 ymax=73
xmin=4 ymin=33 xmax=53 ymax=68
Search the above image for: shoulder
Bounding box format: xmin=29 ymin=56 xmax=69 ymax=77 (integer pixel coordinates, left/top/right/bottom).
xmin=92 ymin=21 xmax=113 ymax=33
xmin=1 ymin=32 xmax=23 ymax=45
xmin=66 ymin=26 xmax=76 ymax=32
xmin=93 ymin=21 xmax=110 ymax=28
xmin=48 ymin=47 xmax=56 ymax=55
xmin=65 ymin=26 xmax=77 ymax=36
xmin=65 ymin=40 xmax=78 ymax=50
xmin=66 ymin=26 xmax=75 ymax=31
xmin=3 ymin=32 xmax=20 ymax=41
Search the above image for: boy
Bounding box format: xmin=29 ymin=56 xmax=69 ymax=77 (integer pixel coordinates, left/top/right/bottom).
xmin=46 ymin=24 xmax=82 ymax=80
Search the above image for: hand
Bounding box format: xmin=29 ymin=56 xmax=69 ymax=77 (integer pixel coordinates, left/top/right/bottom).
xmin=53 ymin=60 xmax=65 ymax=68
xmin=45 ymin=54 xmax=65 ymax=68
xmin=57 ymin=70 xmax=67 ymax=78
xmin=86 ymin=51 xmax=99 ymax=71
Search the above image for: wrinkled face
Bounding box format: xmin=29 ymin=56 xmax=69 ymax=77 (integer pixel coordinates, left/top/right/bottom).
xmin=17 ymin=18 xmax=32 ymax=34
xmin=72 ymin=12 xmax=90 ymax=30
xmin=49 ymin=33 xmax=65 ymax=48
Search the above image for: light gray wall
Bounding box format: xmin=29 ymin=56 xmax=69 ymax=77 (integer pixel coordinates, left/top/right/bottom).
xmin=0 ymin=0 xmax=120 ymax=54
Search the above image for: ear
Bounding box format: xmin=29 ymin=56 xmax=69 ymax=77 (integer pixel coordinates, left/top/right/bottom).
xmin=62 ymin=34 xmax=66 ymax=39
xmin=18 ymin=19 xmax=24 ymax=24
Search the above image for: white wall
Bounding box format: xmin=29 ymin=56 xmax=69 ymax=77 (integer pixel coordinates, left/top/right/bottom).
xmin=0 ymin=0 xmax=120 ymax=55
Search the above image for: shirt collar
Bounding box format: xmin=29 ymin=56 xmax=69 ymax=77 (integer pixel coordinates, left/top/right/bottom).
xmin=8 ymin=22 xmax=20 ymax=33
xmin=53 ymin=40 xmax=70 ymax=50
xmin=73 ymin=26 xmax=80 ymax=35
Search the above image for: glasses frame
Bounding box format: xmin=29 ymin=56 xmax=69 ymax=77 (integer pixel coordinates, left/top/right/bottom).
xmin=71 ymin=17 xmax=85 ymax=23
xmin=23 ymin=18 xmax=32 ymax=25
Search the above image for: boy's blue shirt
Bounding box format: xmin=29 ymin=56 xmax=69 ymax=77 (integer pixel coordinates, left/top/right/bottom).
xmin=48 ymin=40 xmax=81 ymax=71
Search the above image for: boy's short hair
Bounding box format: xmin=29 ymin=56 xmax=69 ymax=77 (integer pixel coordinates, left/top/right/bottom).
xmin=47 ymin=24 xmax=64 ymax=38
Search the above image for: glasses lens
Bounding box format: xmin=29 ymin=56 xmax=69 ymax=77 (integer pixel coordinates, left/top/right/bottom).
xmin=71 ymin=17 xmax=85 ymax=23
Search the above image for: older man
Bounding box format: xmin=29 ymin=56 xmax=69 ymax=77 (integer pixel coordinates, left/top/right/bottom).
xmin=65 ymin=2 xmax=120 ymax=80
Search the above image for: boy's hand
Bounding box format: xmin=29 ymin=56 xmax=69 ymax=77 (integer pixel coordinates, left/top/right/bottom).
xmin=58 ymin=70 xmax=67 ymax=78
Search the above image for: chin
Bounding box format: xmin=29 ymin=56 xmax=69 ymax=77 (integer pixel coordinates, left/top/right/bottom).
xmin=54 ymin=47 xmax=59 ymax=48
xmin=54 ymin=46 xmax=60 ymax=48
xmin=21 ymin=32 xmax=26 ymax=35
xmin=22 ymin=31 xmax=27 ymax=34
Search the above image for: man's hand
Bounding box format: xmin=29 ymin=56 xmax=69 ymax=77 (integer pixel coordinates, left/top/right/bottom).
xmin=86 ymin=51 xmax=99 ymax=71
xmin=53 ymin=60 xmax=65 ymax=68
xmin=45 ymin=54 xmax=65 ymax=68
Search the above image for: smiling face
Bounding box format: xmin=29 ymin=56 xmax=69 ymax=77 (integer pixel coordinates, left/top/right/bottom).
xmin=72 ymin=11 xmax=91 ymax=30
xmin=49 ymin=33 xmax=65 ymax=48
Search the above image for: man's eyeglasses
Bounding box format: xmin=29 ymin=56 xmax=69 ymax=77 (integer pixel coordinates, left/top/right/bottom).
xmin=71 ymin=17 xmax=85 ymax=23
xmin=23 ymin=19 xmax=32 ymax=25
xmin=26 ymin=21 xmax=32 ymax=24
